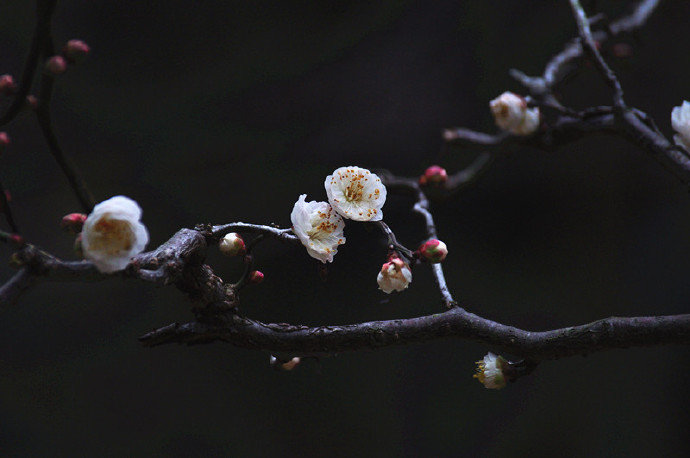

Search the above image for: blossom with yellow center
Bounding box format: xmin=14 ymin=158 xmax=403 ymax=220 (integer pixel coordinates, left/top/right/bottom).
xmin=473 ymin=352 xmax=507 ymax=389
xmin=81 ymin=196 xmax=149 ymax=273
xmin=291 ymin=194 xmax=346 ymax=263
xmin=324 ymin=166 xmax=387 ymax=222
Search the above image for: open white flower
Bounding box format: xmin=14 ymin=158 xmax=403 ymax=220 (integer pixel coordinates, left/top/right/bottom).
xmin=671 ymin=100 xmax=690 ymax=152
xmin=473 ymin=352 xmax=507 ymax=390
xmin=81 ymin=196 xmax=149 ymax=273
xmin=324 ymin=166 xmax=387 ymax=221
xmin=291 ymin=194 xmax=346 ymax=263
xmin=377 ymin=256 xmax=412 ymax=293
xmin=490 ymin=91 xmax=540 ymax=136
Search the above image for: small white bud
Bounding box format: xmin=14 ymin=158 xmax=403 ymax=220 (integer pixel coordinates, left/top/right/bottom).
xmin=219 ymin=232 xmax=246 ymax=257
xmin=490 ymin=91 xmax=540 ymax=136
xmin=377 ymin=256 xmax=412 ymax=294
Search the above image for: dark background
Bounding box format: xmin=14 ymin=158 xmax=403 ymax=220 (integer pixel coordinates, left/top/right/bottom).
xmin=1 ymin=1 xmax=689 ymax=456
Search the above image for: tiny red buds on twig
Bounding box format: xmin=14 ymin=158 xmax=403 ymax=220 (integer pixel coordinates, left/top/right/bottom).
xmin=219 ymin=232 xmax=246 ymax=257
xmin=249 ymin=270 xmax=264 ymax=285
xmin=60 ymin=213 xmax=87 ymax=234
xmin=0 ymin=74 xmax=17 ymax=95
xmin=63 ymin=39 xmax=90 ymax=63
xmin=45 ymin=56 xmax=67 ymax=76
xmin=419 ymin=165 xmax=448 ymax=186
xmin=0 ymin=132 xmax=9 ymax=151
xmin=418 ymin=239 xmax=448 ymax=263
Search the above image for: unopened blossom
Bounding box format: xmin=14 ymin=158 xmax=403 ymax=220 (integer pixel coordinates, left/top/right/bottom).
xmin=0 ymin=74 xmax=16 ymax=95
xmin=81 ymin=196 xmax=149 ymax=273
xmin=419 ymin=239 xmax=448 ymax=263
xmin=377 ymin=256 xmax=412 ymax=293
xmin=489 ymin=91 xmax=540 ymax=136
xmin=60 ymin=213 xmax=87 ymax=234
xmin=324 ymin=166 xmax=387 ymax=222
xmin=45 ymin=55 xmax=67 ymax=76
xmin=291 ymin=194 xmax=346 ymax=263
xmin=219 ymin=232 xmax=246 ymax=257
xmin=63 ymin=39 xmax=90 ymax=63
xmin=473 ymin=352 xmax=508 ymax=390
xmin=419 ymin=165 xmax=448 ymax=186
xmin=671 ymin=101 xmax=690 ymax=152
xmin=249 ymin=270 xmax=264 ymax=284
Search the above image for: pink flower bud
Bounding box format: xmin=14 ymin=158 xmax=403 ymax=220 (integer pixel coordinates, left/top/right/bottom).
xmin=45 ymin=56 xmax=67 ymax=76
xmin=0 ymin=74 xmax=17 ymax=95
xmin=0 ymin=132 xmax=9 ymax=150
xmin=25 ymin=95 xmax=38 ymax=111
xmin=61 ymin=212 xmax=88 ymax=233
xmin=63 ymin=39 xmax=90 ymax=63
xmin=419 ymin=239 xmax=448 ymax=263
xmin=377 ymin=255 xmax=412 ymax=293
xmin=9 ymin=234 xmax=24 ymax=247
xmin=249 ymin=270 xmax=264 ymax=285
xmin=419 ymin=165 xmax=448 ymax=186
xmin=219 ymin=232 xmax=246 ymax=257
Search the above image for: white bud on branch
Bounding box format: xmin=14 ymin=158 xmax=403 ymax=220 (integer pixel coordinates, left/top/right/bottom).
xmin=490 ymin=91 xmax=540 ymax=136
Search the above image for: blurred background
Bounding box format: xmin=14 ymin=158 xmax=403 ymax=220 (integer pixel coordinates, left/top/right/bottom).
xmin=1 ymin=0 xmax=689 ymax=456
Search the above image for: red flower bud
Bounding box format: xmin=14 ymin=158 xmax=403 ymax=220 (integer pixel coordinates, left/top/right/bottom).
xmin=419 ymin=165 xmax=448 ymax=186
xmin=61 ymin=213 xmax=88 ymax=233
xmin=0 ymin=74 xmax=17 ymax=95
xmin=419 ymin=239 xmax=448 ymax=263
xmin=63 ymin=39 xmax=90 ymax=63
xmin=25 ymin=95 xmax=38 ymax=111
xmin=45 ymin=56 xmax=67 ymax=76
xmin=0 ymin=132 xmax=9 ymax=150
xmin=249 ymin=270 xmax=264 ymax=285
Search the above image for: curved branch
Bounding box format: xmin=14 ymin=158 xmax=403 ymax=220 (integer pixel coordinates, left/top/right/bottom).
xmin=139 ymin=308 xmax=690 ymax=361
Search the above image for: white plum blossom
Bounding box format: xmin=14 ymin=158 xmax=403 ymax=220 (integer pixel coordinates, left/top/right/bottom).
xmin=489 ymin=91 xmax=540 ymax=136
xmin=324 ymin=166 xmax=387 ymax=221
xmin=473 ymin=352 xmax=508 ymax=390
xmin=671 ymin=100 xmax=690 ymax=152
xmin=377 ymin=256 xmax=412 ymax=293
xmin=291 ymin=194 xmax=346 ymax=263
xmin=81 ymin=196 xmax=149 ymax=273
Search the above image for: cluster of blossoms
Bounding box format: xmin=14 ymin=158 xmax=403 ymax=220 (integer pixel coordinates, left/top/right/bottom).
xmin=291 ymin=166 xmax=413 ymax=293
xmin=489 ymin=91 xmax=540 ymax=136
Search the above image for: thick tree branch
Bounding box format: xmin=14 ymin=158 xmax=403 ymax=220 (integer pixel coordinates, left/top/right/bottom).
xmin=139 ymin=308 xmax=690 ymax=362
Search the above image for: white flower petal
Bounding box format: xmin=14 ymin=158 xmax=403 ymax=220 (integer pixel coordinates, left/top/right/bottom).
xmin=81 ymin=196 xmax=149 ymax=273
xmin=290 ymin=194 xmax=346 ymax=263
xmin=671 ymin=101 xmax=690 ymax=152
xmin=325 ymin=166 xmax=386 ymax=222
